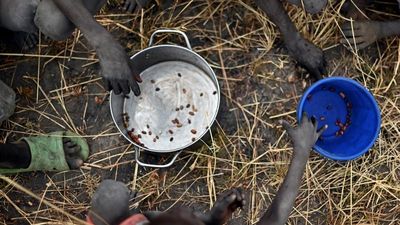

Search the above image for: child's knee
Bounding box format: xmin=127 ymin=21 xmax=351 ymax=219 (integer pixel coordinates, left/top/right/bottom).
xmin=33 ymin=0 xmax=75 ymax=40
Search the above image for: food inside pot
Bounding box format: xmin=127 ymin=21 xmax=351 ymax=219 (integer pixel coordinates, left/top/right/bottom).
xmin=123 ymin=61 xmax=219 ymax=151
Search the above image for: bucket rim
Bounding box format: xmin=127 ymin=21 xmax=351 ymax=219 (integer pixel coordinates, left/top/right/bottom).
xmin=296 ymin=77 xmax=381 ymax=161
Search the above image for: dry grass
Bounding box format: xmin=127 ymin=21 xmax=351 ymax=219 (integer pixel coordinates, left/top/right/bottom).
xmin=1 ymin=0 xmax=399 ymax=224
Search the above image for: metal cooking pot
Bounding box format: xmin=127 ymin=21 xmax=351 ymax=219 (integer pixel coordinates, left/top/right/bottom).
xmin=110 ymin=30 xmax=220 ymax=168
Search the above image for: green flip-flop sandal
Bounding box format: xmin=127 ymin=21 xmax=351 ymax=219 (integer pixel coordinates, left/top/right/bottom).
xmin=0 ymin=131 xmax=89 ymax=174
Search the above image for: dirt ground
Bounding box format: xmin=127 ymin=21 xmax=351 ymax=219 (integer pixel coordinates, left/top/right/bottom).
xmin=1 ymin=0 xmax=399 ymax=224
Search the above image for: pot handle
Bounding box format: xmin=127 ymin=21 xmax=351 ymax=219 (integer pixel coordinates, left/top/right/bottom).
xmin=135 ymin=148 xmax=182 ymax=168
xmin=149 ymin=29 xmax=192 ymax=50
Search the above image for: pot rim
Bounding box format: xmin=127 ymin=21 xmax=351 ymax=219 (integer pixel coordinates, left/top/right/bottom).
xmin=110 ymin=44 xmax=221 ymax=154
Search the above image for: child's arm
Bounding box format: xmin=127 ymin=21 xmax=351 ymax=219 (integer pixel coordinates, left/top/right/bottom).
xmin=257 ymin=113 xmax=327 ymax=225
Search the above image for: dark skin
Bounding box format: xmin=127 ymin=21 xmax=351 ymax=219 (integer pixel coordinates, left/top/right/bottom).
xmin=0 ymin=1 xmax=85 ymax=170
xmin=258 ymin=114 xmax=327 ymax=225
xmin=122 ymin=0 xmax=153 ymax=13
xmin=121 ymin=0 xmax=328 ymax=80
xmin=1 ymin=0 xmax=142 ymax=168
xmin=0 ymin=139 xmax=84 ymax=169
xmin=90 ymin=114 xmax=327 ymax=225
xmin=39 ymin=0 xmax=143 ymax=95
xmin=341 ymin=0 xmax=400 ymax=50
xmin=0 ymin=0 xmax=38 ymax=33
xmin=0 ymin=0 xmax=142 ymax=95
xmin=254 ymin=0 xmax=327 ymax=80
xmin=119 ymin=0 xmax=328 ymax=80
xmin=0 ymin=0 xmax=39 ymax=49
xmin=90 ymin=180 xmax=246 ymax=225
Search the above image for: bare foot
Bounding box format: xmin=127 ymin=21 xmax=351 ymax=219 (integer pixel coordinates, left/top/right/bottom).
xmin=340 ymin=21 xmax=381 ymax=50
xmin=0 ymin=137 xmax=84 ymax=170
xmin=63 ymin=138 xmax=84 ymax=169
xmin=287 ymin=0 xmax=327 ymax=14
xmin=285 ymin=37 xmax=327 ymax=80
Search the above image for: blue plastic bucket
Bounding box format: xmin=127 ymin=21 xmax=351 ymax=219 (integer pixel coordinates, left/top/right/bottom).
xmin=297 ymin=77 xmax=381 ymax=161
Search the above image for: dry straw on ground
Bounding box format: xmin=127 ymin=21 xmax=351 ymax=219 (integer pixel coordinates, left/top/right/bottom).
xmin=0 ymin=0 xmax=399 ymax=224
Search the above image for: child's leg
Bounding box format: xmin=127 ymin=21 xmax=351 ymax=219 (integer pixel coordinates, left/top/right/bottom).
xmin=0 ymin=137 xmax=86 ymax=171
xmin=0 ymin=0 xmax=39 ymax=33
xmin=0 ymin=0 xmax=40 ymax=49
xmin=0 ymin=142 xmax=31 ymax=169
xmin=34 ymin=0 xmax=106 ymax=40
xmin=255 ymin=0 xmax=326 ymax=80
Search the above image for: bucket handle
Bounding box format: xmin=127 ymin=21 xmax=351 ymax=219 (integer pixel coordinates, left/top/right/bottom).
xmin=135 ymin=148 xmax=182 ymax=168
xmin=149 ymin=29 xmax=192 ymax=50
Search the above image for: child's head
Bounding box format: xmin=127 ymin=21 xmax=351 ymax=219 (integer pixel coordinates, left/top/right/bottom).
xmin=89 ymin=180 xmax=131 ymax=225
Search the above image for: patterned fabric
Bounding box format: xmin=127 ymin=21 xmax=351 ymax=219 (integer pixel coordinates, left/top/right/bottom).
xmin=120 ymin=214 xmax=149 ymax=225
xmin=87 ymin=214 xmax=149 ymax=225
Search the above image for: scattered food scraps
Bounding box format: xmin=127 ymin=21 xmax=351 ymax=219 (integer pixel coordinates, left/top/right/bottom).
xmin=95 ymin=96 xmax=104 ymax=104
xmin=122 ymin=113 xmax=129 ymax=128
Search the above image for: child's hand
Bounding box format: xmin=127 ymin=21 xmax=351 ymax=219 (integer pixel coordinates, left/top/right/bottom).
xmin=281 ymin=112 xmax=328 ymax=153
xmin=98 ymin=40 xmax=142 ymax=95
